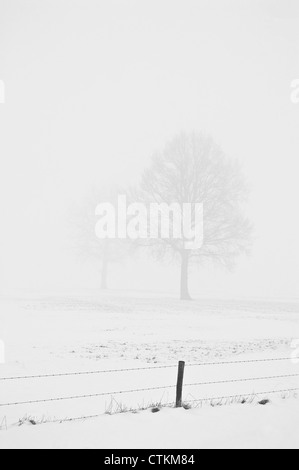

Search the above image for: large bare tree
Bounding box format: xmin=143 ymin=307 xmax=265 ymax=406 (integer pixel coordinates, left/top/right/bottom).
xmin=133 ymin=132 xmax=252 ymax=300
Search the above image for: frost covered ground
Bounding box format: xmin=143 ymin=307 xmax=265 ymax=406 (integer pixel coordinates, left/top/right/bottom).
xmin=0 ymin=291 xmax=299 ymax=449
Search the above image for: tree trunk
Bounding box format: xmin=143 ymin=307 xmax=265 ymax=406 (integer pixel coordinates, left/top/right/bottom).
xmin=180 ymin=251 xmax=192 ymax=300
xmin=101 ymin=258 xmax=108 ymax=290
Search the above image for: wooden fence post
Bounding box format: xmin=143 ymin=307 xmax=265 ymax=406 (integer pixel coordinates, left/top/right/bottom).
xmin=176 ymin=361 xmax=185 ymax=408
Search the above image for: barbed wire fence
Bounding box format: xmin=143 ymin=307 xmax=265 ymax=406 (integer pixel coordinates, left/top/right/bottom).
xmin=0 ymin=357 xmax=298 ymax=425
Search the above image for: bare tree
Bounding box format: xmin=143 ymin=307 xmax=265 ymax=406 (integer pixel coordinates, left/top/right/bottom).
xmin=70 ymin=189 xmax=130 ymax=291
xmin=132 ymin=132 xmax=252 ymax=300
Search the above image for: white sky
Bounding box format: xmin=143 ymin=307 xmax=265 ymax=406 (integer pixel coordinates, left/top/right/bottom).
xmin=0 ymin=0 xmax=299 ymax=298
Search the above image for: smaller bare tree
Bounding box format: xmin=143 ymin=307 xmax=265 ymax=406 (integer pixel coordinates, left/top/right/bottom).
xmin=132 ymin=132 xmax=252 ymax=300
xmin=70 ymin=189 xmax=130 ymax=291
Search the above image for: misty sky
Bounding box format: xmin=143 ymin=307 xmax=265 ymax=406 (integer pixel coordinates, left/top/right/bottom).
xmin=0 ymin=0 xmax=299 ymax=298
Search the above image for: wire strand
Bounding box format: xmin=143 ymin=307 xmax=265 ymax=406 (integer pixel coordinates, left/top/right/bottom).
xmin=185 ymin=388 xmax=299 ymax=404
xmin=0 ymin=364 xmax=178 ymax=381
xmin=0 ymin=384 xmax=175 ymax=407
xmin=0 ymin=357 xmax=292 ymax=381
xmin=184 ymin=373 xmax=299 ymax=388
xmin=187 ymin=357 xmax=292 ymax=367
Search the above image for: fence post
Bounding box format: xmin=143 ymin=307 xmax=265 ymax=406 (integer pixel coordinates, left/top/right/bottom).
xmin=176 ymin=361 xmax=185 ymax=408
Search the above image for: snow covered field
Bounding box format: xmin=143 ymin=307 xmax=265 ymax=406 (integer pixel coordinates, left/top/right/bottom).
xmin=2 ymin=400 xmax=299 ymax=450
xmin=0 ymin=291 xmax=299 ymax=449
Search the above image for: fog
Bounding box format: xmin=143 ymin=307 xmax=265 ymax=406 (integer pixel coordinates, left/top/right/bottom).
xmin=0 ymin=0 xmax=298 ymax=298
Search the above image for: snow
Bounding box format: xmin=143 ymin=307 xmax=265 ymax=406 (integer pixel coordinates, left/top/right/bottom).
xmin=0 ymin=291 xmax=299 ymax=449
xmin=1 ymin=399 xmax=299 ymax=449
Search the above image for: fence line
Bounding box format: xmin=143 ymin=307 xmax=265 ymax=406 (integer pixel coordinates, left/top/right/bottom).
xmin=0 ymin=357 xmax=292 ymax=382
xmin=1 ymin=373 xmax=298 ymax=408
xmin=1 ymin=358 xmax=298 ymax=417
xmin=22 ymin=387 xmax=299 ymax=425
